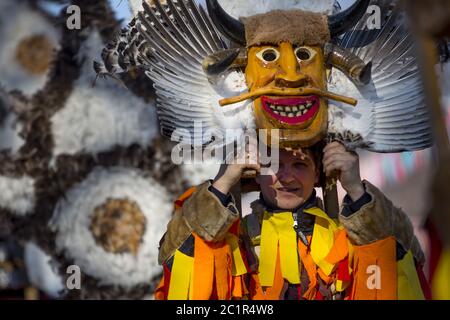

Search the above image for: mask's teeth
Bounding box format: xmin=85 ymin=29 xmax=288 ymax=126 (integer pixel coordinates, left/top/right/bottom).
xmin=266 ymin=98 xmax=317 ymax=118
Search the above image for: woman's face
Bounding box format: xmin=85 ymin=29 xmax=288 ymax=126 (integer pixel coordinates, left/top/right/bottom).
xmin=256 ymin=148 xmax=319 ymax=210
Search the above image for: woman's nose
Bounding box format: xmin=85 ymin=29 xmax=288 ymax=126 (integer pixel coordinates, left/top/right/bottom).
xmin=277 ymin=167 xmax=295 ymax=184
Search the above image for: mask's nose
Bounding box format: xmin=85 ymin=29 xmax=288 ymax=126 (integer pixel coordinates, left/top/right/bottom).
xmin=275 ymin=73 xmax=308 ymax=88
xmin=274 ymin=42 xmax=309 ymax=88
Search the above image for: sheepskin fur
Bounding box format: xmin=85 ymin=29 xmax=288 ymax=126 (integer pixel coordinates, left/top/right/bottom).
xmin=242 ymin=9 xmax=330 ymax=47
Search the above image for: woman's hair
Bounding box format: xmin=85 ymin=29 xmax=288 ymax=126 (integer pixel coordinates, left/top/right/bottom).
xmin=308 ymin=140 xmax=326 ymax=187
xmin=308 ymin=140 xmax=325 ymax=168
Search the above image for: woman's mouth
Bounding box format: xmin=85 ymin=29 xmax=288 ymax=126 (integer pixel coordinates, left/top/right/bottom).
xmin=261 ymin=95 xmax=319 ymax=125
xmin=277 ymin=187 xmax=301 ymax=193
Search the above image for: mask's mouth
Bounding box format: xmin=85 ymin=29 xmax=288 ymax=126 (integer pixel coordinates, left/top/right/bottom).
xmin=218 ymin=87 xmax=357 ymax=107
xmin=261 ymin=95 xmax=319 ymax=125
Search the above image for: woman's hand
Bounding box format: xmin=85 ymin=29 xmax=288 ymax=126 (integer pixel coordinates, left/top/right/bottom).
xmin=212 ymin=154 xmax=260 ymax=195
xmin=323 ymin=142 xmax=364 ymax=201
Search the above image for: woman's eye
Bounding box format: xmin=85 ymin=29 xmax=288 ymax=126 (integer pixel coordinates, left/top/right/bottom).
xmin=257 ymin=48 xmax=280 ymax=63
xmin=294 ymin=162 xmax=308 ymax=169
xmin=294 ymin=47 xmax=316 ymax=62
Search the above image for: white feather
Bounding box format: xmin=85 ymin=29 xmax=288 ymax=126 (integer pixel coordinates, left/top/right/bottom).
xmin=210 ymin=71 xmax=255 ymax=131
xmin=24 ymin=242 xmax=64 ymax=298
xmin=181 ymin=161 xmax=221 ymax=186
xmin=328 ymin=68 xmax=375 ymax=140
xmin=128 ymin=0 xmax=147 ymax=16
xmin=328 ymin=0 xmax=433 ymax=152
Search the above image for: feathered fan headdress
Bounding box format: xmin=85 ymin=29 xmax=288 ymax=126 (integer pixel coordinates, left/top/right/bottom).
xmin=96 ymin=0 xmax=433 ymax=153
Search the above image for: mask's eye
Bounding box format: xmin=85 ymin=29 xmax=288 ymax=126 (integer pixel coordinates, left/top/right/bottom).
xmin=294 ymin=47 xmax=316 ymax=62
xmin=256 ymin=48 xmax=280 ymax=63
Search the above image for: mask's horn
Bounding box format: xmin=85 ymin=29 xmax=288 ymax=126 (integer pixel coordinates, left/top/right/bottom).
xmin=328 ymin=0 xmax=370 ymax=38
xmin=206 ymin=0 xmax=246 ymax=45
xmin=202 ymin=48 xmax=247 ymax=82
xmin=325 ymin=43 xmax=372 ymax=86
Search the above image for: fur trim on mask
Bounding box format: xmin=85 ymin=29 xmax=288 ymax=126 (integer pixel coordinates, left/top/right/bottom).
xmin=242 ymin=9 xmax=330 ymax=47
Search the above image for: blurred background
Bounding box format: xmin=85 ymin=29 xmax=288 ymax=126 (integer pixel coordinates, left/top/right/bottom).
xmin=0 ymin=0 xmax=448 ymax=300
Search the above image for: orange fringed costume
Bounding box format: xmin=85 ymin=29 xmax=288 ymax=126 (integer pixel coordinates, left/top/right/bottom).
xmin=155 ymin=181 xmax=429 ymax=300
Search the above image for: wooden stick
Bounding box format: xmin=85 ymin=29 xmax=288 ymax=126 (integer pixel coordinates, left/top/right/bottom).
xmin=323 ymin=180 xmax=339 ymax=219
xmin=219 ymin=87 xmax=358 ymax=107
xmin=230 ymin=180 xmax=242 ymax=217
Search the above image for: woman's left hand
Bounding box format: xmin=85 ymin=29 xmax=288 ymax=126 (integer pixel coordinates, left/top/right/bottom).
xmin=322 ymin=141 xmax=365 ymax=201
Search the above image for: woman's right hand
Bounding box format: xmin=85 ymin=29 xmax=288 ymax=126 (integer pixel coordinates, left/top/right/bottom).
xmin=212 ymin=157 xmax=260 ymax=195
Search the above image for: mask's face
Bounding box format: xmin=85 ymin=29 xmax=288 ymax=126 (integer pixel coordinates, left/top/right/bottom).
xmin=245 ymin=42 xmax=328 ymax=147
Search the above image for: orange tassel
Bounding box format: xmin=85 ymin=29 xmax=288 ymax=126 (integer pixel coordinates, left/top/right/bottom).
xmin=250 ymin=247 xmax=286 ymax=300
xmin=154 ymin=276 xmax=166 ymax=300
xmin=298 ymin=238 xmax=318 ymax=300
xmin=350 ymin=236 xmax=397 ymax=300
xmin=192 ymin=233 xmax=232 ymax=300
xmin=231 ymin=276 xmax=242 ymax=299
xmin=264 ymin=248 xmax=285 ymax=300
xmin=325 ymin=229 xmax=349 ymax=265
xmin=214 ymin=241 xmax=232 ymax=300
xmin=231 ymin=275 xmax=248 ymax=299
xmin=193 ymin=234 xmax=215 ymax=299
xmin=249 ymin=273 xmax=263 ymax=300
